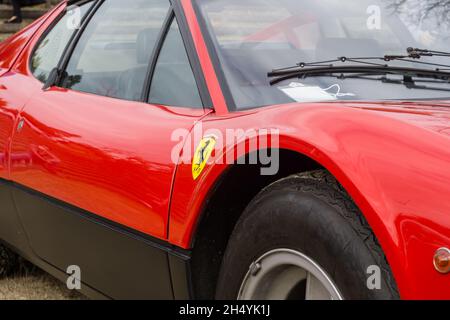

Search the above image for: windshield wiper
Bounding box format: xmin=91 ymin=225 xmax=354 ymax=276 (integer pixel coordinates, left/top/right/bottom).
xmin=271 ymin=47 xmax=450 ymax=73
xmin=268 ymin=47 xmax=450 ymax=85
xmin=268 ymin=64 xmax=450 ymax=85
xmin=407 ymin=47 xmax=450 ymax=59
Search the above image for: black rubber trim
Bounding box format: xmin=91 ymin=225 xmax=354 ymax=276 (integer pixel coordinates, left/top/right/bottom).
xmin=28 ymin=0 xmax=97 ymax=84
xmin=172 ymin=0 xmax=212 ymax=109
xmin=141 ymin=8 xmax=175 ymax=102
xmin=66 ymin=0 xmax=91 ymax=5
xmin=142 ymin=2 xmax=212 ymax=109
xmin=56 ymin=0 xmax=104 ymax=86
xmin=66 ymin=0 xmax=94 ymax=8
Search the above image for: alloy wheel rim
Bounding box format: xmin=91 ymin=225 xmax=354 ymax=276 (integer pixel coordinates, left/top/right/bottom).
xmin=238 ymin=248 xmax=343 ymax=300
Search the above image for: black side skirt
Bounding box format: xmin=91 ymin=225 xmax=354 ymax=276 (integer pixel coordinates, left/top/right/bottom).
xmin=0 ymin=180 xmax=192 ymax=300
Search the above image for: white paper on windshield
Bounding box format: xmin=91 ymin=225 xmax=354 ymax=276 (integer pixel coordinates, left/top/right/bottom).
xmin=278 ymin=82 xmax=337 ymax=102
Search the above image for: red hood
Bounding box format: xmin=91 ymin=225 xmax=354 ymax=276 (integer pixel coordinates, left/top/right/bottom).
xmin=342 ymin=100 xmax=450 ymax=138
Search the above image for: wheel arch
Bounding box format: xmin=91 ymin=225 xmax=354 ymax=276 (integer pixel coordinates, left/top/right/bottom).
xmin=180 ymin=142 xmax=402 ymax=299
xmin=189 ymin=149 xmax=322 ymax=298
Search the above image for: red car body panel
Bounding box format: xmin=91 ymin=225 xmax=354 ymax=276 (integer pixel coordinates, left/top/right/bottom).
xmin=0 ymin=0 xmax=448 ymax=299
xmin=10 ymin=86 xmax=207 ymax=239
xmin=0 ymin=3 xmax=66 ymax=180
xmin=169 ymin=101 xmax=450 ymax=299
xmin=177 ymin=0 xmax=450 ymax=299
xmin=181 ymin=0 xmax=227 ymax=115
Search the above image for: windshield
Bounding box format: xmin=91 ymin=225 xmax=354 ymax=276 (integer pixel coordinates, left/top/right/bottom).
xmin=194 ymin=0 xmax=450 ymax=109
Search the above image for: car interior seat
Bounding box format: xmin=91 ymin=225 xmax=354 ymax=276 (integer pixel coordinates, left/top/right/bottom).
xmin=117 ymin=28 xmax=158 ymax=101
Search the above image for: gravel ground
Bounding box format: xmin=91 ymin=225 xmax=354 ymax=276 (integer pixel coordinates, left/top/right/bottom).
xmin=0 ymin=268 xmax=86 ymax=300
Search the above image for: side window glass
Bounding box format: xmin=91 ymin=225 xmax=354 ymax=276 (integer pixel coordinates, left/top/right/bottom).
xmin=31 ymin=2 xmax=93 ymax=83
xmin=62 ymin=0 xmax=170 ymax=101
xmin=149 ymin=19 xmax=203 ymax=108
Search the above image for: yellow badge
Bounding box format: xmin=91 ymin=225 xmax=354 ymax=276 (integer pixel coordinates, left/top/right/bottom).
xmin=192 ymin=136 xmax=216 ymax=180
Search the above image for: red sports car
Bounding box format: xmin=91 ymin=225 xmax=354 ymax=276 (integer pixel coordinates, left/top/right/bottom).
xmin=0 ymin=0 xmax=449 ymax=300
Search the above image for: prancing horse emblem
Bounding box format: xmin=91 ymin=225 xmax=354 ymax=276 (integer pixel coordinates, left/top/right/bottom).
xmin=192 ymin=136 xmax=217 ymax=180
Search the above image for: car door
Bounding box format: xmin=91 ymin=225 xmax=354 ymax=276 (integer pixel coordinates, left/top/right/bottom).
xmin=0 ymin=62 xmax=29 ymax=250
xmin=9 ymin=0 xmax=209 ymax=299
xmin=0 ymin=2 xmax=75 ymax=251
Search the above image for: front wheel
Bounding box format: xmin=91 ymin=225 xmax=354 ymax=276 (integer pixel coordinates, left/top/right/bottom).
xmin=216 ymin=171 xmax=399 ymax=300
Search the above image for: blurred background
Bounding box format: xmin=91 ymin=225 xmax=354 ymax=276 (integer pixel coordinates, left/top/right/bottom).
xmin=0 ymin=0 xmax=61 ymax=42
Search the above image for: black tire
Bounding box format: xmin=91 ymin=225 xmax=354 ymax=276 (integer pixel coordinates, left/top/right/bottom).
xmin=0 ymin=244 xmax=20 ymax=277
xmin=216 ymin=170 xmax=399 ymax=300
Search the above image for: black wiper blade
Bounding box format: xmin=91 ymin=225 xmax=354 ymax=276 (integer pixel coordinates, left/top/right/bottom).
xmin=272 ymin=56 xmax=395 ymax=74
xmin=407 ymin=47 xmax=450 ymax=59
xmin=268 ymin=65 xmax=450 ymax=86
xmin=269 ymin=47 xmax=450 ymax=84
xmin=272 ymin=54 xmax=450 ymax=74
xmin=268 ymin=47 xmax=450 ymax=85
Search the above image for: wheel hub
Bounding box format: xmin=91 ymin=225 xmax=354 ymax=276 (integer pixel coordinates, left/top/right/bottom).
xmin=238 ymin=249 xmax=343 ymax=300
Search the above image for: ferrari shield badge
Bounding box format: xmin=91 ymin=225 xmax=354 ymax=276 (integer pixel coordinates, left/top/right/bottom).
xmin=192 ymin=136 xmax=216 ymax=180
